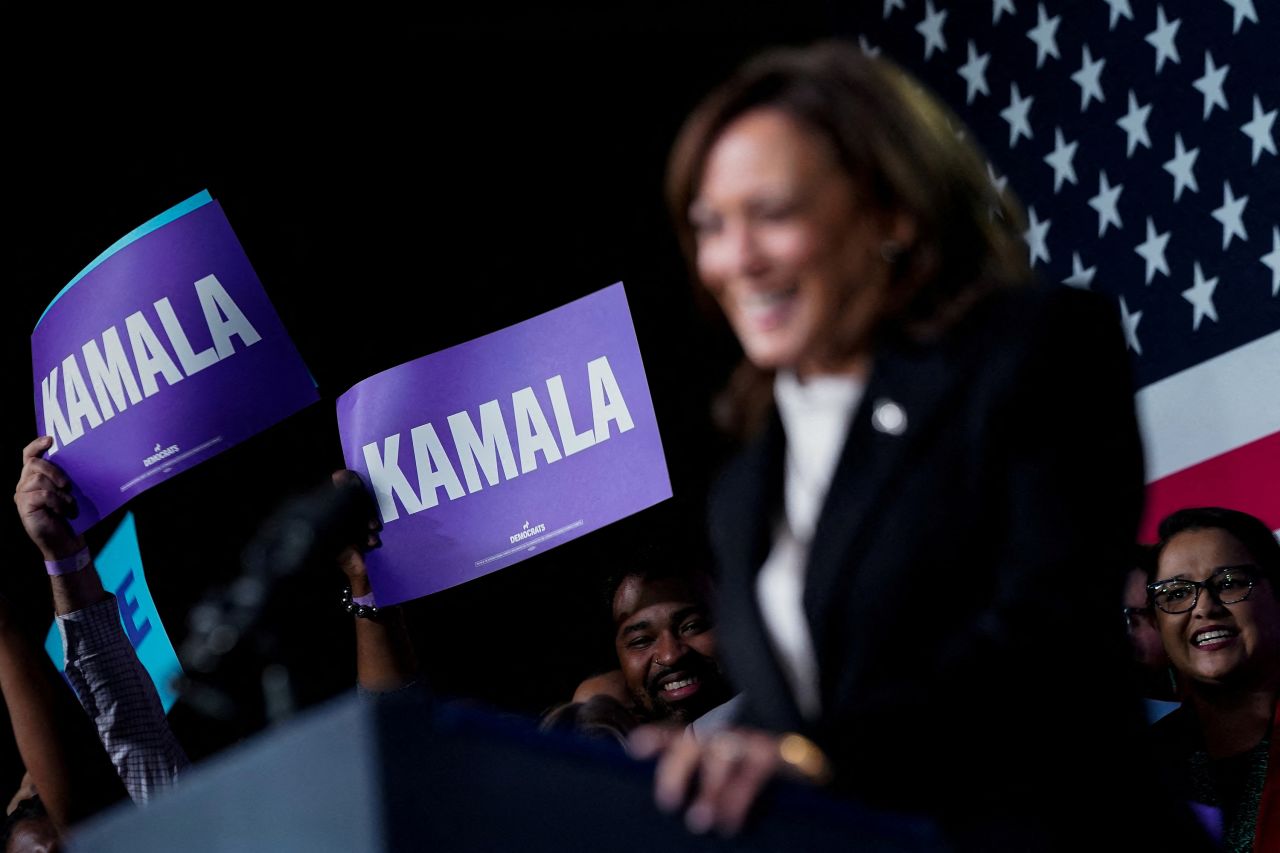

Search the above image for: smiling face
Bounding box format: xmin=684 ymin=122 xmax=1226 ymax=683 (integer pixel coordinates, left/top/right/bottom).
xmin=690 ymin=109 xmax=901 ymax=376
xmin=1153 ymin=527 xmax=1280 ymax=689
xmin=613 ymin=574 xmax=731 ymax=723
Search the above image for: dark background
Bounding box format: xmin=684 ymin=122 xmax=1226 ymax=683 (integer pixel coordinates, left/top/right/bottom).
xmin=3 ymin=7 xmax=869 ymax=776
xmin=4 ymin=0 xmax=1273 ymax=829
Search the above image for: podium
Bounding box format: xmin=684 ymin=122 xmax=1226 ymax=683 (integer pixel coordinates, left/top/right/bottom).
xmin=69 ymin=689 xmax=945 ymax=852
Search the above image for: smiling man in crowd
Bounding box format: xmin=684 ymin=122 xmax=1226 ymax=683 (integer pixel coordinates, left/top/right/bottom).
xmin=609 ymin=565 xmax=737 ymax=730
xmin=542 ymin=512 xmax=739 ymax=741
xmin=546 ymin=564 xmax=738 ymax=743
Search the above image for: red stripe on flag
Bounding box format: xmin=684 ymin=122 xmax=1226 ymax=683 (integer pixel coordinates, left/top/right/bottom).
xmin=1140 ymin=430 xmax=1280 ymax=542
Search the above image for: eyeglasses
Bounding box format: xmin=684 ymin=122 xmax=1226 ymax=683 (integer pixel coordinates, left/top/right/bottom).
xmin=1146 ymin=565 xmax=1262 ymax=615
xmin=1122 ymin=606 xmax=1154 ymax=632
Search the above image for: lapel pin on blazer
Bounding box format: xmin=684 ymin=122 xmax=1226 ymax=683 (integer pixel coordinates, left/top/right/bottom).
xmin=871 ymin=398 xmax=908 ymax=436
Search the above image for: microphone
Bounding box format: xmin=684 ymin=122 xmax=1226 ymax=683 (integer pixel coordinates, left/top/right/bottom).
xmin=177 ymin=475 xmax=376 ymax=723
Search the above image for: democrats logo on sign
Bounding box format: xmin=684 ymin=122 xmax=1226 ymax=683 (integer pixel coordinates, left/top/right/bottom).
xmin=143 ymin=442 xmax=180 ymax=468
xmin=509 ymin=520 xmax=547 ymax=545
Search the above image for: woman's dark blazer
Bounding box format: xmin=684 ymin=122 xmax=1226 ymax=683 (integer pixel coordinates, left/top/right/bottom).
xmin=708 ymin=283 xmax=1150 ymax=816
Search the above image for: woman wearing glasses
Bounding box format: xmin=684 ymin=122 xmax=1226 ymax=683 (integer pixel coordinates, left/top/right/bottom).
xmin=1148 ymin=507 xmax=1280 ymax=852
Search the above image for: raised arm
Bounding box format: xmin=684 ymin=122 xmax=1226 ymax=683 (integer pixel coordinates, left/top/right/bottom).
xmin=332 ymin=470 xmax=418 ymax=692
xmin=15 ymin=436 xmax=190 ymax=803
xmin=0 ymin=596 xmax=80 ymax=832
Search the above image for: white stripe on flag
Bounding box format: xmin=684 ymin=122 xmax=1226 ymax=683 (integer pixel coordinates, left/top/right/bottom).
xmin=1136 ymin=331 xmax=1280 ymax=483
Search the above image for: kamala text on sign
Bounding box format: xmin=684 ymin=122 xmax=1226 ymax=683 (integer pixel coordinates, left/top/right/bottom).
xmin=337 ymin=283 xmax=671 ymax=605
xmin=40 ymin=274 xmax=262 ymax=454
xmin=31 ymin=192 xmax=319 ymax=532
xmin=362 ymin=355 xmax=634 ymax=521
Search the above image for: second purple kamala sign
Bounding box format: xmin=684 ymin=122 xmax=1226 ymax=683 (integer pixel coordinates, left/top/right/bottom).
xmin=337 ymin=283 xmax=672 ymax=605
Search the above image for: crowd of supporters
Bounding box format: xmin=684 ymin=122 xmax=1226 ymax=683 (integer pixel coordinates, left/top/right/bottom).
xmin=3 ymin=41 xmax=1276 ymax=853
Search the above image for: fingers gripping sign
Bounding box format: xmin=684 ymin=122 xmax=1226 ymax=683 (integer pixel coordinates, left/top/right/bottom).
xmin=15 ymin=437 xmax=86 ymax=561
xmin=329 ymin=469 xmax=418 ymax=691
xmin=331 ymin=469 xmax=382 ymax=597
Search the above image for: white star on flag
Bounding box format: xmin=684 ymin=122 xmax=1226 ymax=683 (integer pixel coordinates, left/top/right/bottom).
xmin=1024 ymin=206 xmax=1051 ymax=266
xmin=1192 ymin=51 xmax=1230 ymax=120
xmin=1262 ymin=228 xmax=1280 ymax=297
xmin=1163 ymin=134 xmax=1200 ymax=201
xmin=916 ymin=1 xmax=949 ymax=59
xmin=883 ymin=0 xmax=905 ymax=19
xmin=1088 ymin=170 xmax=1124 ymax=237
xmin=957 ymin=41 xmax=991 ymax=104
xmin=1116 ymin=90 xmax=1152 ymax=157
xmin=1240 ymin=96 xmax=1277 ymax=165
xmin=1103 ymin=0 xmax=1133 ymax=30
xmin=1063 ymin=252 xmax=1096 ymax=289
xmin=1221 ymin=0 xmax=1258 ymax=34
xmin=1119 ymin=296 xmax=1143 ymax=355
xmin=1027 ymin=3 xmax=1062 ymax=68
xmin=1070 ymin=44 xmax=1106 ymax=111
xmin=1145 ymin=5 xmax=1181 ymax=73
xmin=1001 ymin=83 xmax=1035 ymax=147
xmin=992 ymin=0 xmax=1016 ymax=25
xmin=1044 ymin=128 xmax=1079 ymax=192
xmin=1135 ymin=218 xmax=1172 ymax=285
xmin=1181 ymin=263 xmax=1220 ymax=331
xmin=1210 ymin=181 xmax=1249 ymax=249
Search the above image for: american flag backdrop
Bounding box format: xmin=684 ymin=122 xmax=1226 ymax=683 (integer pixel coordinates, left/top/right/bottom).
xmin=833 ymin=0 xmax=1280 ymax=537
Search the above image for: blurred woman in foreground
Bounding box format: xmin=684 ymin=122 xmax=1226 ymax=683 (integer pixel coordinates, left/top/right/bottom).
xmin=1148 ymin=507 xmax=1280 ymax=851
xmin=632 ymin=42 xmax=1204 ymax=849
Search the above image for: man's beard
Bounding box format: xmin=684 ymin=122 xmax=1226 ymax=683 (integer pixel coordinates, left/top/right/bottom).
xmin=638 ymin=654 xmax=729 ymax=723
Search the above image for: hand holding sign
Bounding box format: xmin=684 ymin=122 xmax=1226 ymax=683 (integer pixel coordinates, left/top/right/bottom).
xmin=329 ymin=469 xmax=418 ymax=692
xmin=331 ymin=469 xmax=383 ymax=601
xmin=17 ymin=439 xmax=184 ymax=714
xmin=14 ymin=437 xmax=85 ymax=562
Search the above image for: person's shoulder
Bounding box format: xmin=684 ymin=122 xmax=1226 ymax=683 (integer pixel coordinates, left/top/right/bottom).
xmin=1146 ymin=705 xmax=1201 ymax=797
xmin=962 ymin=280 xmax=1119 ymax=340
xmin=948 ymin=281 xmax=1129 ymax=384
xmin=572 ymin=670 xmax=629 ymax=705
xmin=712 ymin=412 xmax=779 ymax=490
xmin=1148 ymin=704 xmax=1199 ymax=753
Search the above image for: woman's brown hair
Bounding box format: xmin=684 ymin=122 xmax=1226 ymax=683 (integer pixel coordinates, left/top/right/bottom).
xmin=667 ymin=42 xmax=1031 ymax=435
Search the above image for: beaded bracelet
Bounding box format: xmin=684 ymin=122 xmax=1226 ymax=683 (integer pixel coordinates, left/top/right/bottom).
xmin=341 ymin=584 xmax=379 ymax=619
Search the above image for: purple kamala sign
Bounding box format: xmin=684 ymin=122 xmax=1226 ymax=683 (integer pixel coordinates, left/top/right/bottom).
xmin=337 ymin=283 xmax=672 ymax=605
xmin=32 ymin=191 xmax=319 ymax=533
